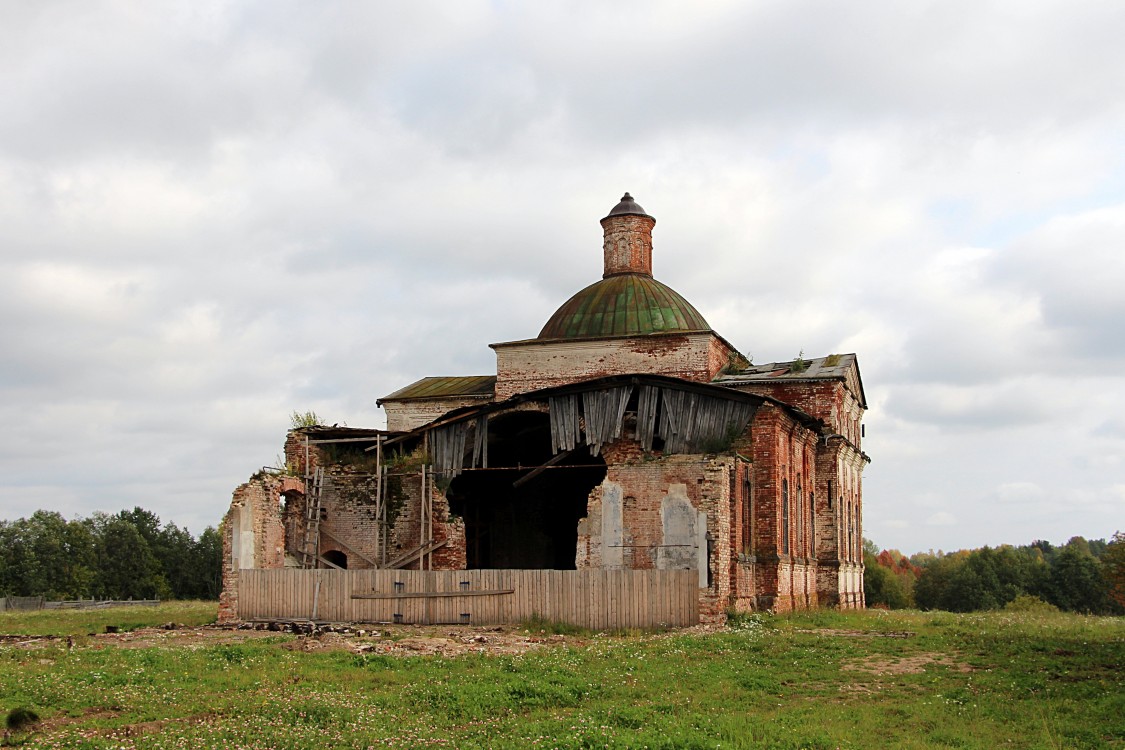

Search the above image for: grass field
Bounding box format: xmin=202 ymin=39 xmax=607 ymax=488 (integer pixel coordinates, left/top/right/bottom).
xmin=1 ymin=603 xmax=1122 ymax=749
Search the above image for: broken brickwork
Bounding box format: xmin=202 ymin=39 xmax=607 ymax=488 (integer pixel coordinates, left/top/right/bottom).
xmin=218 ymin=192 xmax=870 ymax=624
xmin=218 ymin=472 xmax=304 ymax=622
xmin=492 ymin=332 xmax=737 ymax=400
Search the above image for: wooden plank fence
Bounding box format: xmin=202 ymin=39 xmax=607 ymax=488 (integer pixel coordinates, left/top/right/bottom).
xmin=1 ymin=596 xmax=45 ymax=612
xmin=237 ymin=569 xmax=700 ymax=629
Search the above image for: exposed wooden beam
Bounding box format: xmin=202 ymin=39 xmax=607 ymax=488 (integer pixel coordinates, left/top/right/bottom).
xmin=383 ymin=539 xmax=447 ymax=570
xmin=307 ymin=436 xmax=385 ymax=445
xmin=350 ymin=589 xmax=514 ymax=600
xmin=318 ymin=528 xmax=382 ymax=569
xmin=511 ymin=448 xmax=576 ymax=488
xmin=314 ymin=555 xmax=345 ymax=570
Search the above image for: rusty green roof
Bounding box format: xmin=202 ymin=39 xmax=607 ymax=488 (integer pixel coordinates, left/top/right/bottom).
xmin=378 ymin=375 xmax=497 ymax=403
xmin=538 ymin=273 xmax=710 ymax=340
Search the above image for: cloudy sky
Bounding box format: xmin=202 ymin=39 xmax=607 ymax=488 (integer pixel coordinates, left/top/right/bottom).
xmin=2 ymin=1 xmax=1123 ymax=554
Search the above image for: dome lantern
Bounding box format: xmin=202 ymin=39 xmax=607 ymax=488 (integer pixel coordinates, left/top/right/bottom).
xmin=600 ymin=192 xmax=655 ymax=278
xmin=537 ymin=193 xmax=710 ymax=340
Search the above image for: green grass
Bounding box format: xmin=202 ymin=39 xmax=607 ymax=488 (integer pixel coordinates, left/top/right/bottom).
xmin=520 ymin=613 xmax=593 ymax=636
xmin=0 ymin=601 xmax=217 ymax=636
xmin=0 ymin=608 xmax=1122 ymax=748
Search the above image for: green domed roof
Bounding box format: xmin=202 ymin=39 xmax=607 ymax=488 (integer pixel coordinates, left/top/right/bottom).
xmin=539 ymin=273 xmax=711 ymax=340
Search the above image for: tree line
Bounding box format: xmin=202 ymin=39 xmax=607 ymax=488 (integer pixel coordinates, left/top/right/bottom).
xmin=865 ymin=532 xmax=1125 ymax=614
xmin=0 ymin=508 xmax=222 ymax=601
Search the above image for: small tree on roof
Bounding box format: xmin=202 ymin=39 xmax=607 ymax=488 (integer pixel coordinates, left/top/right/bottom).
xmin=290 ymin=410 xmax=324 ymax=429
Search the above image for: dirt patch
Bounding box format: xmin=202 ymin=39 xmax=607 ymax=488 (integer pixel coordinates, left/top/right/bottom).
xmin=117 ymin=720 xmax=168 ymax=738
xmin=37 ymin=710 xmax=219 ymax=742
xmin=37 ymin=707 xmax=124 ymax=732
xmin=282 ymin=627 xmax=572 ymax=657
xmin=94 ymin=626 xmax=287 ymax=649
xmin=0 ymin=622 xmax=589 ymax=657
xmin=0 ymin=634 xmax=66 ymax=649
xmin=0 ymin=620 xmax=719 ymax=658
xmin=844 ymin=652 xmax=973 ymax=675
xmin=838 ymin=682 xmax=878 ymax=694
xmin=0 ymin=626 xmax=294 ymax=651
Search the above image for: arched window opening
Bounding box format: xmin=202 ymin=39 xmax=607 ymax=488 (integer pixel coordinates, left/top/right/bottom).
xmin=741 ymin=472 xmax=753 ymax=555
xmin=809 ymin=491 xmax=816 ymax=557
xmin=847 ymin=501 xmax=856 ymax=562
xmin=852 ymin=502 xmax=860 ymax=562
xmin=230 ymin=512 xmax=241 ymax=567
xmin=795 ymin=478 xmax=803 ymax=556
xmin=781 ymin=478 xmax=790 ymax=556
xmin=322 ymin=549 xmax=348 ymax=569
xmin=279 ymin=491 xmax=304 ymax=558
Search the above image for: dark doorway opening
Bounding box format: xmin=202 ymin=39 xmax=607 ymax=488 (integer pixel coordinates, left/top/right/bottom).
xmin=447 ymin=411 xmax=606 ymax=569
xmin=280 ymin=490 xmax=304 ymax=557
xmin=322 ymin=549 xmax=348 ymax=569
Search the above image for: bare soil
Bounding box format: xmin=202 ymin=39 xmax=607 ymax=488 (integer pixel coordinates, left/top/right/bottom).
xmin=1 ymin=622 xmax=595 ymax=656
xmin=843 ymin=652 xmax=974 ymax=675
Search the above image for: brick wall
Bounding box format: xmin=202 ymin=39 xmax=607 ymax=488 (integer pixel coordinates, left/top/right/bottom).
xmin=492 ymin=332 xmax=736 ymax=399
xmin=223 ymin=384 xmax=864 ymax=622
xmin=218 ymin=472 xmax=303 ymax=622
xmin=315 ymin=468 xmax=384 ymax=568
xmin=381 ymin=467 xmax=467 ymax=570
xmin=576 ymin=443 xmax=736 ymax=622
xmin=728 ymin=378 xmax=868 ymax=611
xmin=601 ymin=213 xmax=654 ymax=277
xmin=383 ymin=397 xmax=493 ymax=432
xmin=738 ymin=403 xmax=825 ymax=612
xmin=727 ymin=378 xmax=864 ymax=451
xmin=278 ymin=444 xmax=469 ymax=573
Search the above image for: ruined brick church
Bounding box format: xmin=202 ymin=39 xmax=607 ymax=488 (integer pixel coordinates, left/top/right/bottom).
xmin=221 ymin=193 xmax=869 ymax=622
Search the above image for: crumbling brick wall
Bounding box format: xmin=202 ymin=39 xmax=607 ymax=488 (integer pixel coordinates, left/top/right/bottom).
xmin=492 ymin=332 xmax=736 ymax=399
xmin=315 ymin=467 xmax=385 ymax=568
xmin=729 ymin=378 xmax=863 ymax=452
xmin=383 ymin=397 xmax=493 ymax=432
xmin=381 ymin=464 xmax=467 ymax=570
xmin=578 ymin=442 xmax=736 ymax=622
xmin=727 ymin=378 xmax=868 ymax=611
xmin=218 ymin=472 xmax=305 ymax=622
xmin=836 ymin=449 xmax=867 ymax=609
xmin=740 ymin=403 xmax=823 ymax=613
xmin=283 ymin=437 xmax=468 ymax=572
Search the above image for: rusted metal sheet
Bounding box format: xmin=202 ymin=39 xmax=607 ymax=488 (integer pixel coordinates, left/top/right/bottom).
xmin=538 ymin=274 xmax=710 ymax=340
xmin=714 ymin=353 xmax=856 ymax=382
xmin=378 ymin=375 xmax=497 ymax=404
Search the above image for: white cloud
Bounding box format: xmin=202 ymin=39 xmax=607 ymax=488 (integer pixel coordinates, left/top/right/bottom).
xmin=994 ymin=482 xmax=1046 ymax=504
xmin=926 ymin=512 xmax=957 ymax=527
xmin=0 ymin=1 xmax=1123 ymax=554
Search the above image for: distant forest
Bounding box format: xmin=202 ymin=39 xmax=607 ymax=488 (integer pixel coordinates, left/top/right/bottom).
xmin=0 ymin=508 xmax=221 ymax=601
xmin=866 ymin=532 xmax=1125 ymax=615
xmin=4 ymin=506 xmax=1123 ymax=615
